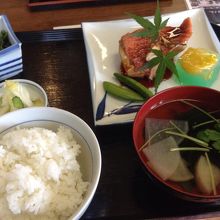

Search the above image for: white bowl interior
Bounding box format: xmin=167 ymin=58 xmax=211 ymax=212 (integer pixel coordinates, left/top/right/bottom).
xmin=0 ymin=107 xmax=101 ymax=220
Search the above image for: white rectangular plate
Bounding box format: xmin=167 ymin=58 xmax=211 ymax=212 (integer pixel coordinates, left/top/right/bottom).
xmin=82 ymin=8 xmax=220 ymax=126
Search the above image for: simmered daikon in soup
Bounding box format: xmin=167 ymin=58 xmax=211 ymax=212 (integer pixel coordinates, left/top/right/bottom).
xmin=139 ymin=99 xmax=220 ymax=196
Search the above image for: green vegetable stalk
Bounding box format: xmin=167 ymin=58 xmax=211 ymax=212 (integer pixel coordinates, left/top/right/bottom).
xmin=103 ymin=81 xmax=145 ymax=102
xmin=114 ymin=73 xmax=153 ymax=98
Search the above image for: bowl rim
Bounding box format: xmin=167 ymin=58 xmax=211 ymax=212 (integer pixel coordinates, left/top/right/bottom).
xmin=133 ymin=85 xmax=220 ymax=201
xmin=0 ymin=106 xmax=102 ymax=218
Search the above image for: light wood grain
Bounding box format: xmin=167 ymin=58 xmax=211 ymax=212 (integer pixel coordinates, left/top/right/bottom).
xmin=0 ymin=0 xmax=187 ymax=32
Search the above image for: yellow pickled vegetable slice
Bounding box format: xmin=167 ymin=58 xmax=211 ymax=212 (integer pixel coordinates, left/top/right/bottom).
xmin=32 ymin=99 xmax=43 ymax=106
xmin=0 ymin=104 xmax=10 ymax=116
xmin=180 ymin=48 xmax=218 ymax=74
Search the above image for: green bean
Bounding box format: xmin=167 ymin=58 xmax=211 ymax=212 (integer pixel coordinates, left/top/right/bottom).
xmin=114 ymin=73 xmax=154 ymax=98
xmin=103 ymin=81 xmax=145 ymax=102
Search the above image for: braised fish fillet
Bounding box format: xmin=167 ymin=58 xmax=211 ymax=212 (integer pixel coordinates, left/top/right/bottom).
xmin=119 ymin=18 xmax=192 ymax=79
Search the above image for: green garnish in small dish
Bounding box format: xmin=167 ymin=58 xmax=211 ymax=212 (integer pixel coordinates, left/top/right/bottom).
xmin=12 ymin=96 xmax=24 ymax=109
xmin=0 ymin=30 xmax=11 ymax=50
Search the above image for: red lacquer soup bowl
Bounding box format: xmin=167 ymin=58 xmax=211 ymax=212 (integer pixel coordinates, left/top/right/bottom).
xmin=133 ymin=86 xmax=220 ymax=203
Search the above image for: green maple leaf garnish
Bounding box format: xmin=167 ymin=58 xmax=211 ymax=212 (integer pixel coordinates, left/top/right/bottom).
xmin=142 ymin=49 xmax=179 ymax=93
xmin=128 ymin=0 xmax=169 ymax=41
xmin=127 ymin=0 xmax=179 ymax=93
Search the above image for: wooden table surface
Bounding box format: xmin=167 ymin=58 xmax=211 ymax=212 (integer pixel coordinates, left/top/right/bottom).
xmin=1 ymin=0 xmax=187 ymax=32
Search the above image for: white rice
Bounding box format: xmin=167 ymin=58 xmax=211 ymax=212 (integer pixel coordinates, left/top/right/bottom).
xmin=0 ymin=126 xmax=89 ymax=220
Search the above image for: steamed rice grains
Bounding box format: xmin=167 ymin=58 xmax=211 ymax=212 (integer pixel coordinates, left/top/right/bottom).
xmin=0 ymin=126 xmax=89 ymax=220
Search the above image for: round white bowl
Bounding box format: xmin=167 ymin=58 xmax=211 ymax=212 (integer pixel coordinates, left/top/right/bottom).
xmin=0 ymin=107 xmax=101 ymax=220
xmin=0 ymin=79 xmax=48 ymax=107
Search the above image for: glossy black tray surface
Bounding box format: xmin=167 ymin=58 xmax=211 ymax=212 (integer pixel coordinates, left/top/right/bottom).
xmin=14 ymin=26 xmax=220 ymax=219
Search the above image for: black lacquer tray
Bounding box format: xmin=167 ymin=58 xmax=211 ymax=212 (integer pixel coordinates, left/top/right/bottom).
xmin=14 ymin=26 xmax=220 ymax=219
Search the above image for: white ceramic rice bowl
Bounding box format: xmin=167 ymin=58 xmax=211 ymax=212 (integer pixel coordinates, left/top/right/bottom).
xmin=0 ymin=107 xmax=102 ymax=220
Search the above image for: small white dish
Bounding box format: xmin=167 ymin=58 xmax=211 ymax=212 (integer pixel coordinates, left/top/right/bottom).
xmin=82 ymin=8 xmax=220 ymax=126
xmin=0 ymin=79 xmax=48 ymax=112
xmin=0 ymin=15 xmax=23 ymax=80
xmin=0 ymin=107 xmax=102 ymax=220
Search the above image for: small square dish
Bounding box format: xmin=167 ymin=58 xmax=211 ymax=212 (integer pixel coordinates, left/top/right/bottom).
xmin=0 ymin=15 xmax=23 ymax=81
xmin=82 ymin=8 xmax=220 ymax=126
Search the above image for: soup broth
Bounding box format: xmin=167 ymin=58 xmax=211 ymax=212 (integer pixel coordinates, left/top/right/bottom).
xmin=142 ymin=99 xmax=220 ymax=196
